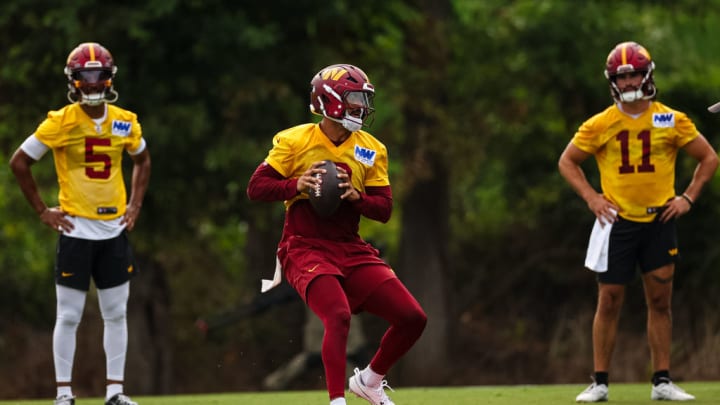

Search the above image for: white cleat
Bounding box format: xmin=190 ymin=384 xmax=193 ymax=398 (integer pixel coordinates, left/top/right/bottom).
xmin=651 ymin=381 xmax=695 ymax=401
xmin=348 ymin=367 xmax=395 ymax=405
xmin=576 ymin=382 xmax=608 ymax=402
xmin=105 ymin=394 xmax=138 ymax=405
xmin=53 ymin=395 xmax=75 ymax=405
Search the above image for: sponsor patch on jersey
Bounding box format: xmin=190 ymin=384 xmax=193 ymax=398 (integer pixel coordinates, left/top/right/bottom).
xmin=97 ymin=206 xmax=118 ymax=215
xmin=354 ymin=145 xmax=377 ymax=166
xmin=111 ymin=120 xmax=132 ymax=136
xmin=652 ymin=113 xmax=675 ymax=128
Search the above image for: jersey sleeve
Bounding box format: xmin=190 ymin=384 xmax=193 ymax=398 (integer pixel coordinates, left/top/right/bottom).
xmin=20 ymin=134 xmax=50 ymax=160
xmin=33 ymin=110 xmax=65 ymax=148
xmin=363 ymin=143 xmax=390 ymax=188
xmin=265 ymin=130 xmax=296 ymax=178
xmin=571 ymin=112 xmax=607 ymax=154
xmin=125 ymin=117 xmax=144 ymax=153
xmin=672 ymin=110 xmax=699 ymax=147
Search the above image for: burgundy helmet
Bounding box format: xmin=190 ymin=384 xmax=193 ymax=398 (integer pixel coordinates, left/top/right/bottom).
xmin=64 ymin=42 xmax=118 ymax=105
xmin=604 ymin=41 xmax=656 ymax=103
xmin=310 ymin=64 xmax=375 ymax=132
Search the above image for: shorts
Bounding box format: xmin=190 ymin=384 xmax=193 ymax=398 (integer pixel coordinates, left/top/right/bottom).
xmin=599 ymin=216 xmax=679 ymax=285
xmin=55 ymin=231 xmax=137 ymax=291
xmin=279 ymin=236 xmax=397 ymax=312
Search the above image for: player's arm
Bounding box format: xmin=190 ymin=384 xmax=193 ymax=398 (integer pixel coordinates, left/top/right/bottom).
xmin=9 ymin=140 xmax=73 ymax=232
xmin=336 ymin=166 xmax=392 ymax=223
xmin=247 ymin=162 xmax=301 ymax=201
xmin=679 ymin=133 xmax=718 ymax=202
xmin=659 ymin=133 xmax=719 ymax=222
xmin=352 ymin=186 xmax=393 ymax=223
xmin=122 ymin=147 xmax=151 ymax=231
xmin=558 ymin=142 xmax=618 ymax=224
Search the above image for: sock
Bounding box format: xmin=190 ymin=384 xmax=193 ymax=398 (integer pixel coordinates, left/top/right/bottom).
xmin=652 ymin=370 xmax=671 ymax=386
xmin=106 ymin=383 xmax=123 ymax=400
xmin=57 ymin=386 xmax=73 ymax=398
xmin=594 ymin=371 xmax=609 ymax=386
xmin=362 ymin=366 xmax=384 ymax=388
xmin=330 ymin=398 xmax=347 ymax=405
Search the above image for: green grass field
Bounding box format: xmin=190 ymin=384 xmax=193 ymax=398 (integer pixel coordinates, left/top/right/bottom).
xmin=1 ymin=382 xmax=718 ymax=404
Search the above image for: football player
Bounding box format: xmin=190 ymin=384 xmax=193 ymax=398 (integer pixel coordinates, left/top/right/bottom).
xmin=9 ymin=42 xmax=150 ymax=405
xmin=559 ymin=41 xmax=718 ymax=402
xmin=247 ymin=64 xmax=427 ymax=405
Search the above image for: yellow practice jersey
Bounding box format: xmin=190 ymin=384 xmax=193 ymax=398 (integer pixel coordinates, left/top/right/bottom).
xmin=265 ymin=123 xmax=389 ymax=209
xmin=34 ymin=103 xmax=143 ymax=219
xmin=572 ymin=102 xmax=698 ymax=222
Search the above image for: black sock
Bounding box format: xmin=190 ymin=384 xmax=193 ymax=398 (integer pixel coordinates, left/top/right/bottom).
xmin=652 ymin=370 xmax=671 ymax=386
xmin=594 ymin=371 xmax=609 ymax=386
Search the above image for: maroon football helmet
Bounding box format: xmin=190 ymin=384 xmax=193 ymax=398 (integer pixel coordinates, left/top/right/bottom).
xmin=604 ymin=41 xmax=656 ymax=103
xmin=64 ymin=42 xmax=119 ymax=105
xmin=310 ymin=64 xmax=375 ymax=132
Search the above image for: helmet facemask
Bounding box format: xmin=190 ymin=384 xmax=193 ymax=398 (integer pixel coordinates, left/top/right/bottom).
xmin=606 ymin=63 xmax=656 ymax=103
xmin=66 ymin=67 xmax=119 ymax=106
xmin=64 ymin=43 xmax=119 ymax=106
xmin=337 ymin=90 xmax=375 ymax=132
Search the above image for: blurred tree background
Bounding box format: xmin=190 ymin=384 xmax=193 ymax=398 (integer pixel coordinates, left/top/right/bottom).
xmin=2 ymin=0 xmax=720 ymax=399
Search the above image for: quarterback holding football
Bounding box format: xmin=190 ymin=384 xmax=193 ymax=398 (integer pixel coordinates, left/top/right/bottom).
xmin=247 ymin=64 xmax=426 ymax=405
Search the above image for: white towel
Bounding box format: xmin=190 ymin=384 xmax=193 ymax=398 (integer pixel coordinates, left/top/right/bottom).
xmin=260 ymin=256 xmax=283 ymax=293
xmin=584 ymin=211 xmax=616 ymax=272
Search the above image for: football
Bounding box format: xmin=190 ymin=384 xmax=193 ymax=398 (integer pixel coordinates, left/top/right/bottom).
xmin=308 ymin=160 xmax=344 ymax=217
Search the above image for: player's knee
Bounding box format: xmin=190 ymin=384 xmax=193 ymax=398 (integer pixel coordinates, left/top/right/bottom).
xmin=323 ymin=307 xmax=351 ymax=334
xmin=101 ymin=306 xmax=127 ymax=322
xmin=647 ymin=294 xmax=671 ymax=313
xmin=57 ymin=307 xmax=83 ymax=326
xmin=405 ymin=307 xmax=427 ymax=334
xmin=392 ymin=305 xmax=427 ymax=336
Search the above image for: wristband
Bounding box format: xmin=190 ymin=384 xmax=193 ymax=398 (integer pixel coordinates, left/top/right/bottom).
xmin=681 ymin=193 xmax=694 ymax=206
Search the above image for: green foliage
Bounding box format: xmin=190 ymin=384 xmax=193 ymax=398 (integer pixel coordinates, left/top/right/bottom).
xmin=4 ymin=0 xmax=720 ymax=393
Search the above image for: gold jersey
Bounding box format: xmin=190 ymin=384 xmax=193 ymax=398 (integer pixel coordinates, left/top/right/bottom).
xmin=265 ymin=123 xmax=389 ymax=210
xmin=572 ymin=102 xmax=698 ymax=222
xmin=34 ymin=103 xmax=143 ymax=220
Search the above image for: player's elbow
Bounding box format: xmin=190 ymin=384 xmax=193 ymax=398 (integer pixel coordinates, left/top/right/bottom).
xmin=9 ymin=150 xmax=31 ymax=176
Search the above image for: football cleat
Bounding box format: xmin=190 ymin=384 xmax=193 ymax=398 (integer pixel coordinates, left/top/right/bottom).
xmin=576 ymin=382 xmax=608 ymax=402
xmin=349 ymin=367 xmax=395 ymax=405
xmin=105 ymin=393 xmax=138 ymax=405
xmin=53 ymin=395 xmax=75 ymax=405
xmin=651 ymin=381 xmax=695 ymax=401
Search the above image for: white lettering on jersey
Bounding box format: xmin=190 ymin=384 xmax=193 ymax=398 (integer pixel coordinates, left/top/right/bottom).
xmin=652 ymin=113 xmax=675 ymax=128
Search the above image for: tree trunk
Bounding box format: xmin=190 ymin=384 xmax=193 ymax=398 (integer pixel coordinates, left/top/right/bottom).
xmin=396 ymin=150 xmax=450 ymax=384
xmin=394 ymin=0 xmax=452 ymax=383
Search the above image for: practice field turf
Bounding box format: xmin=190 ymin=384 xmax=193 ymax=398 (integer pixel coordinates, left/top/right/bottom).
xmin=1 ymin=382 xmax=719 ymax=404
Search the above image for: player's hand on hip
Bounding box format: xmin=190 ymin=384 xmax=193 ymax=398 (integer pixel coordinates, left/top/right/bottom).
xmin=587 ymin=194 xmax=619 ymax=226
xmin=121 ymin=204 xmax=141 ymax=231
xmin=659 ymin=195 xmax=692 ymax=223
xmin=40 ymin=207 xmax=74 ymax=233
